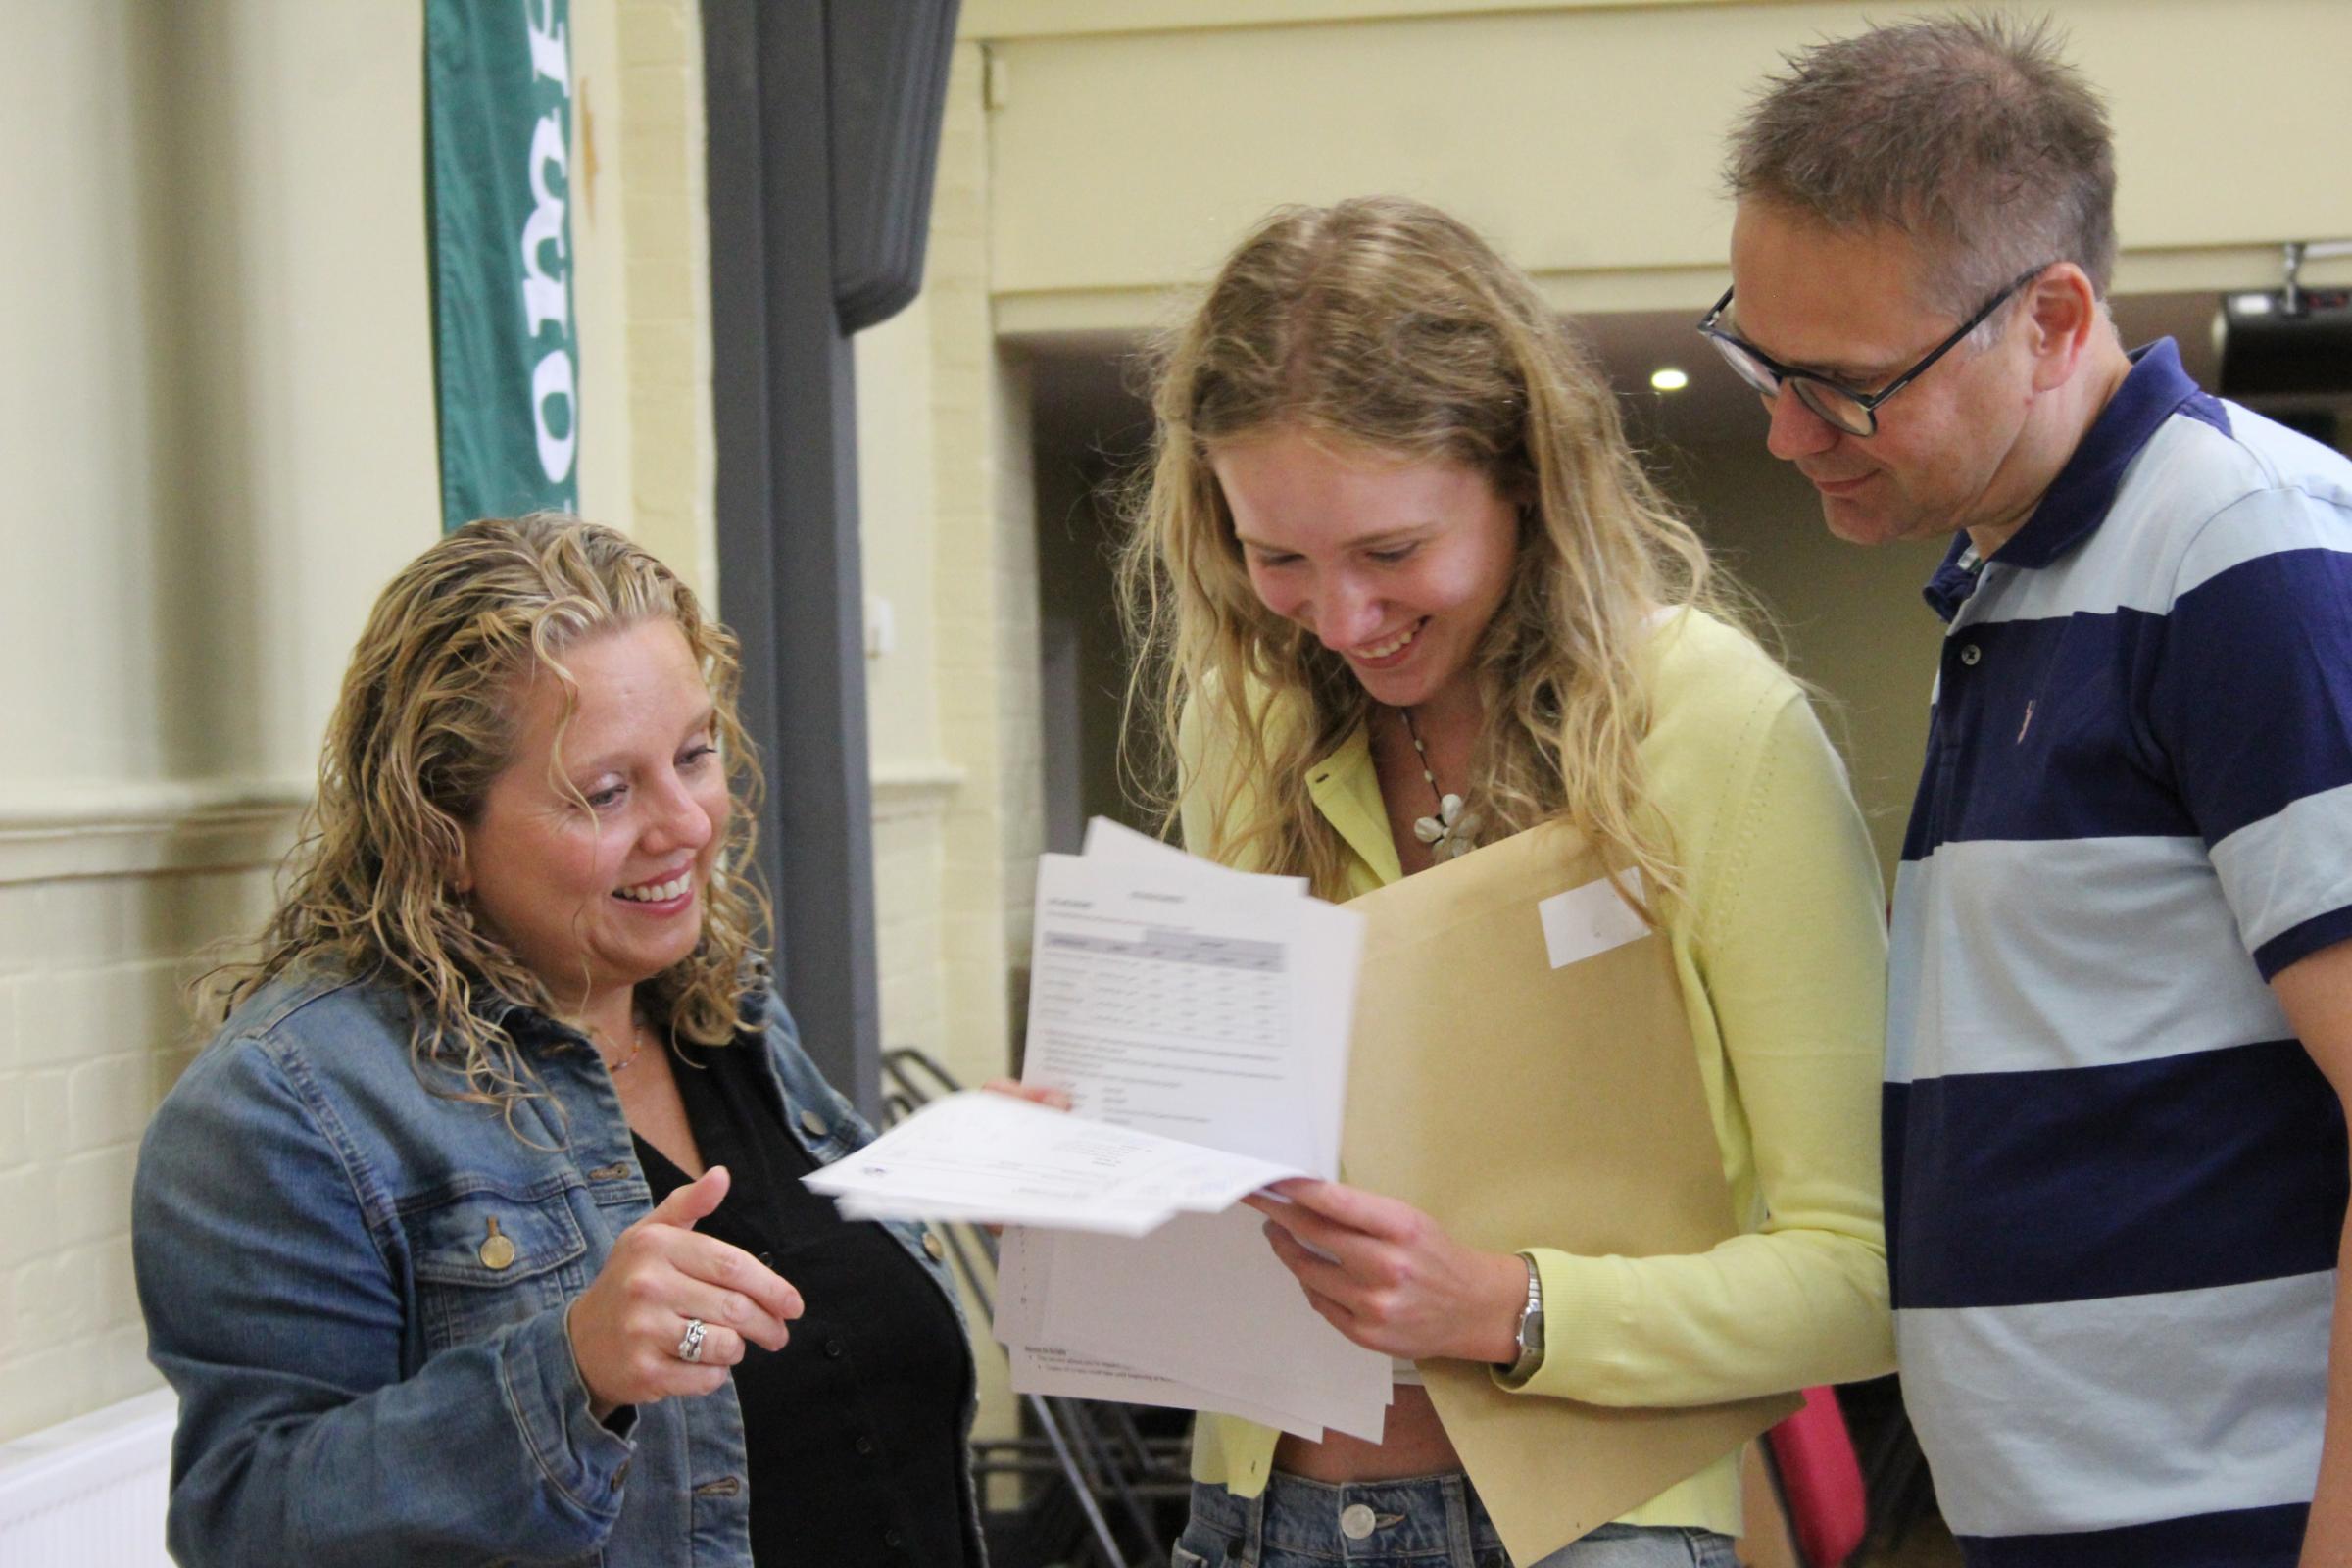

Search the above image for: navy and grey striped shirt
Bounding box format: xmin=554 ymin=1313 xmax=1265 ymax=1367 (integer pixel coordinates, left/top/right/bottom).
xmin=1887 ymin=339 xmax=2352 ymax=1566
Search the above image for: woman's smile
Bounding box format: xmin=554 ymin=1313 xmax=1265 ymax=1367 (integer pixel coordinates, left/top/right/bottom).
xmin=1346 ymin=618 xmax=1427 ymax=667
xmin=613 ymin=866 xmax=698 ymax=906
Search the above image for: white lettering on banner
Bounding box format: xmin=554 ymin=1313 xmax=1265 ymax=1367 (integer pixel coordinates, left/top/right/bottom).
xmin=533 ymin=350 xmax=577 ymax=487
xmin=525 ymin=0 xmax=570 ymax=91
xmin=520 ymin=113 xmax=568 ymax=337
xmin=518 ymin=79 xmax=574 ymax=485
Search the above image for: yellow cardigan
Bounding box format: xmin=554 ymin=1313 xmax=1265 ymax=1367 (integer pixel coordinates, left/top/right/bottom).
xmin=1178 ymin=610 xmax=1894 ymax=1536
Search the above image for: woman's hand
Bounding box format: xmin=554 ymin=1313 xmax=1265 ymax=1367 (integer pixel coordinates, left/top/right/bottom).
xmin=565 ymin=1166 xmax=804 ymax=1419
xmin=981 ymin=1077 xmax=1073 ymax=1112
xmin=1245 ymin=1179 xmax=1529 ymax=1364
xmin=975 ymin=1080 xmax=1072 ymax=1237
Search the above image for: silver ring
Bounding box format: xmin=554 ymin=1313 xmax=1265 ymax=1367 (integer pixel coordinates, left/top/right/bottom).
xmin=674 ymin=1318 xmax=708 ymax=1363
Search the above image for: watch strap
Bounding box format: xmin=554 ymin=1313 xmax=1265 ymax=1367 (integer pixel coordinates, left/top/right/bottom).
xmin=1499 ymin=1252 xmax=1545 ymax=1387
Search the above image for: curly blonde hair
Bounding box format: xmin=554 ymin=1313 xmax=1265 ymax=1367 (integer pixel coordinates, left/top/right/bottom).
xmin=202 ymin=515 xmax=769 ymax=1125
xmin=1119 ymin=196 xmax=1746 ymax=906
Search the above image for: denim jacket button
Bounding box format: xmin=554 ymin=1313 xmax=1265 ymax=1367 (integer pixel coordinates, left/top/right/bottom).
xmin=477 ymin=1217 xmax=517 ymax=1271
xmin=921 ymin=1232 xmax=944 ymax=1261
xmin=798 ymin=1109 xmax=828 ymax=1139
xmin=613 ymin=1458 xmax=632 ymax=1490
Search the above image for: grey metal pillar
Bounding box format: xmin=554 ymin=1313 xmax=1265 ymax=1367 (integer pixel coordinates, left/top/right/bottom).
xmin=702 ymin=0 xmax=957 ymax=1116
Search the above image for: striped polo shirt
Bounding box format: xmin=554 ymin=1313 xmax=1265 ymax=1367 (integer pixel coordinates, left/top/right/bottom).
xmin=1886 ymin=339 xmax=2352 ymax=1566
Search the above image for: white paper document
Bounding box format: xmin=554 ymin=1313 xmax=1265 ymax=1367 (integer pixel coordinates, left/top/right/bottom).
xmin=802 ymin=1089 xmax=1300 ymax=1236
xmin=805 ymin=818 xmax=1389 ymax=1441
xmin=1021 ymin=844 xmax=1359 ymax=1174
xmin=995 ymin=1222 xmax=1339 ymax=1436
xmin=1034 ymin=1208 xmax=1395 ymax=1441
xmin=1005 ymin=822 xmax=1389 ymax=1441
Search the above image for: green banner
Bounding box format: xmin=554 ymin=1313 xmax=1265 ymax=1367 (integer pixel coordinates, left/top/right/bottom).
xmin=426 ymin=0 xmax=579 ymax=532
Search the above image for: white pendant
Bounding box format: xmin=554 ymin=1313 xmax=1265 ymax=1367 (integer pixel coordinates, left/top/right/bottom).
xmin=1413 ymin=796 xmax=1479 ymax=858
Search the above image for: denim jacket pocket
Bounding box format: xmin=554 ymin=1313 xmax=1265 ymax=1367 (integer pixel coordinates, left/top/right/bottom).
xmin=406 ymin=1182 xmax=591 ymax=1354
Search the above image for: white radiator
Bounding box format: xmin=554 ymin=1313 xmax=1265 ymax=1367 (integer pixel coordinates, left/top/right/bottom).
xmin=0 ymin=1391 xmax=176 ymax=1568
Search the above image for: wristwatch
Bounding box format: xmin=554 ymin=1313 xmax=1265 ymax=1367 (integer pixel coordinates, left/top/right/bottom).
xmin=1499 ymin=1252 xmax=1545 ymax=1386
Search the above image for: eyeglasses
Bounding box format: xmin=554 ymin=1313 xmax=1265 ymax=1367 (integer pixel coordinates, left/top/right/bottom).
xmin=1695 ymin=265 xmax=2050 ymax=437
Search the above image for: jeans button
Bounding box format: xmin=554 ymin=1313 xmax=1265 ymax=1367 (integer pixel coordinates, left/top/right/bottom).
xmin=1340 ymin=1502 xmax=1376 ymax=1540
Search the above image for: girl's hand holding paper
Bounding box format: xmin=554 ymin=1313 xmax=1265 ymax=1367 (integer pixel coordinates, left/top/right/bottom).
xmin=1246 ymin=1178 xmax=1527 ymax=1364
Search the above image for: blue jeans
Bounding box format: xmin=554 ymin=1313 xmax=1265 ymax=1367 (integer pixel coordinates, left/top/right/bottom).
xmin=1174 ymin=1473 xmax=1740 ymax=1568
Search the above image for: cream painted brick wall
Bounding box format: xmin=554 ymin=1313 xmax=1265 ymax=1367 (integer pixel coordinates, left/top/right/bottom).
xmin=924 ymin=42 xmax=1047 ymax=1096
xmin=0 ymin=862 xmax=279 ymax=1444
xmin=612 ymin=0 xmax=716 ymax=600
xmin=0 ymin=0 xmax=714 ymax=1460
xmin=871 ymin=807 xmax=949 ymax=1062
xmin=989 ymin=353 xmax=1045 ymax=966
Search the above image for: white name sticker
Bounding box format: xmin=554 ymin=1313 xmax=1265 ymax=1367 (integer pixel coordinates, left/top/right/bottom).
xmin=1537 ymin=871 xmax=1651 ymax=969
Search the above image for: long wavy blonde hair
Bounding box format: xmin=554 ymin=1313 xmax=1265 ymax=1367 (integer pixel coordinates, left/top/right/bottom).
xmin=202 ymin=515 xmax=769 ymax=1124
xmin=1119 ymin=196 xmax=1745 ymax=906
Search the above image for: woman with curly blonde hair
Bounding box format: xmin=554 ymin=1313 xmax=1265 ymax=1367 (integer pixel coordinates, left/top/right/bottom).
xmin=1122 ymin=198 xmax=1893 ymax=1566
xmin=134 ymin=516 xmax=986 ymax=1567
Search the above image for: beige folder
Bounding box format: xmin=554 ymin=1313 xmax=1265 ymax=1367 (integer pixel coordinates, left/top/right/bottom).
xmin=1342 ymin=820 xmax=1798 ymax=1565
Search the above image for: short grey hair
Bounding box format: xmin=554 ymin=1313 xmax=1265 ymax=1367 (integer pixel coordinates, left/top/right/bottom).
xmin=1726 ymin=13 xmax=2116 ymax=324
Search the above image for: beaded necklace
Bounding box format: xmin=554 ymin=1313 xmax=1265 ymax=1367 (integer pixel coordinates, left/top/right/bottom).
xmin=1397 ymin=706 xmax=1480 ymax=860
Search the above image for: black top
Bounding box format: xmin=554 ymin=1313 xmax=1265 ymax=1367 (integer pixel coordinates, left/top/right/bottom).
xmin=633 ymin=1040 xmax=972 ymax=1568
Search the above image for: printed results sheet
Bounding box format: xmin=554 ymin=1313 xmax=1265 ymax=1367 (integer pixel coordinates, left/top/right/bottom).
xmin=998 ymin=822 xmax=1389 ymax=1441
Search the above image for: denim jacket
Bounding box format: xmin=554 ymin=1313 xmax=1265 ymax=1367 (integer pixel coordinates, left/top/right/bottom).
xmin=132 ymin=961 xmax=981 ymax=1567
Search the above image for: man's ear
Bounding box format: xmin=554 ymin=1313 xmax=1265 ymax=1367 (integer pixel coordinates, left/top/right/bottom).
xmin=2024 ymin=264 xmax=2103 ymax=393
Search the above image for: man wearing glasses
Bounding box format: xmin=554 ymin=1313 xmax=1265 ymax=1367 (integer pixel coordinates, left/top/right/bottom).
xmin=1711 ymin=15 xmax=2352 ymax=1568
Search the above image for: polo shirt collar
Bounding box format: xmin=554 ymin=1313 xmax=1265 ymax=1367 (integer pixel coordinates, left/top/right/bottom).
xmin=1921 ymin=337 xmax=2209 ymax=621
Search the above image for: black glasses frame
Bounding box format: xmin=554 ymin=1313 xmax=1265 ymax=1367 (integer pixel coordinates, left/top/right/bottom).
xmin=1695 ymin=264 xmax=2051 ymax=436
